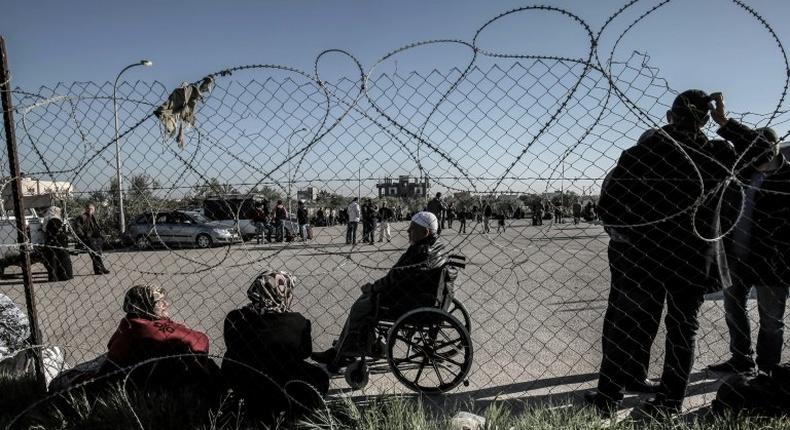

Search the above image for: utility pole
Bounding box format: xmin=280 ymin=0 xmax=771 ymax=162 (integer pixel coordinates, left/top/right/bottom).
xmin=0 ymin=37 xmax=46 ymax=392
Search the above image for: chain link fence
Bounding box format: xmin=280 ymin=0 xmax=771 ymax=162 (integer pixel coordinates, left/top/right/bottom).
xmin=3 ymin=3 xmax=790 ymax=415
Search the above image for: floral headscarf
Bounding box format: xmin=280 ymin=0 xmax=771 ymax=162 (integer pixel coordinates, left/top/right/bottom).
xmin=123 ymin=284 xmax=166 ymax=319
xmin=246 ymin=270 xmax=295 ymax=314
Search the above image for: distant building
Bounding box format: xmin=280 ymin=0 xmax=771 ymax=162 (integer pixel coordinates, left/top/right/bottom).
xmin=2 ymin=176 xmax=73 ymax=211
xmin=297 ymin=186 xmax=319 ymax=201
xmin=376 ymin=175 xmax=429 ymax=198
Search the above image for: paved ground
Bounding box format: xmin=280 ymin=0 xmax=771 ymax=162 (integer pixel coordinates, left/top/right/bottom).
xmin=3 ymin=219 xmax=785 ymax=414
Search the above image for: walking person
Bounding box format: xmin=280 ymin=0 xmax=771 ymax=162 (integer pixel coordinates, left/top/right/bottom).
xmin=708 ymin=128 xmax=790 ymax=375
xmin=572 ymin=201 xmax=582 ymax=225
xmin=297 ymin=200 xmax=309 ymax=241
xmin=585 ymin=90 xmax=775 ymax=416
xmin=426 ymin=192 xmax=446 ymax=236
xmin=42 ymin=206 xmax=73 ymax=282
xmin=482 ymin=202 xmax=492 ymax=234
xmin=74 ymin=203 xmax=109 ymax=275
xmin=346 ymin=198 xmax=360 ymax=245
xmin=458 ymin=208 xmax=467 ymax=233
xmin=378 ymin=202 xmax=393 ymax=243
xmin=446 ymin=204 xmax=455 ymax=229
xmin=496 ymin=212 xmax=506 ymax=233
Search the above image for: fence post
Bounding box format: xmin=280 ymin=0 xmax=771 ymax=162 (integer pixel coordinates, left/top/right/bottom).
xmin=0 ymin=36 xmax=47 ymax=392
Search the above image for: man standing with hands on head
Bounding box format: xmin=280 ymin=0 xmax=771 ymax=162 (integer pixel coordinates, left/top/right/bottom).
xmin=586 ymin=90 xmax=775 ymax=416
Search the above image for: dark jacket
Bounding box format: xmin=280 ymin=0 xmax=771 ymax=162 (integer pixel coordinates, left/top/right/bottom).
xmin=370 ymin=235 xmax=447 ymax=312
xmin=45 ymin=218 xmax=69 ymax=247
xmin=598 ymin=119 xmax=772 ymax=290
xmin=426 ymin=198 xmax=445 ymax=219
xmin=297 ymin=207 xmax=308 ymax=224
xmin=74 ymin=213 xmax=103 ymax=240
xmin=378 ymin=206 xmax=393 ymax=222
xmin=725 ymin=154 xmax=790 ymax=286
xmin=222 ymin=309 xmax=313 ymax=384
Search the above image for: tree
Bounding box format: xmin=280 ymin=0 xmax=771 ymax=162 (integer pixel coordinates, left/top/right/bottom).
xmin=193 ymin=178 xmax=239 ymax=198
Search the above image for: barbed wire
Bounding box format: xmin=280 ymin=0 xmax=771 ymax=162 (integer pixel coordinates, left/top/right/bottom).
xmin=2 ymin=1 xmax=790 ymax=426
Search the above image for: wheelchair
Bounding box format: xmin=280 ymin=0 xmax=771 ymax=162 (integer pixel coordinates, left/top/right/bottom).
xmin=341 ymin=254 xmax=473 ymax=393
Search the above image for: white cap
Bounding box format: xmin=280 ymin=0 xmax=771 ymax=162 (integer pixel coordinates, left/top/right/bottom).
xmin=411 ymin=211 xmax=438 ymax=232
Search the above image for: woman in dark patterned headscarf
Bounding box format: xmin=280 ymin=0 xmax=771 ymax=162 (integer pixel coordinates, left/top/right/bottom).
xmin=223 ymin=270 xmax=328 ymax=421
xmin=246 ymin=270 xmax=295 ymax=315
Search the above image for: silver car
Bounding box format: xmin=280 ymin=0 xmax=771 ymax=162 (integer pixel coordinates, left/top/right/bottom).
xmin=127 ymin=211 xmax=240 ymax=249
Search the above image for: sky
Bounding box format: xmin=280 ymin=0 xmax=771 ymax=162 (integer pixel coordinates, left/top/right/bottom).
xmin=2 ymin=0 xmax=790 ymax=198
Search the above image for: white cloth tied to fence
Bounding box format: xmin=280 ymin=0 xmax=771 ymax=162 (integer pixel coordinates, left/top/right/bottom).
xmin=154 ymin=76 xmax=214 ymax=149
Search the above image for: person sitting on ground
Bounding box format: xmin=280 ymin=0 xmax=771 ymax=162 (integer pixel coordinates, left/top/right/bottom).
xmin=222 ymin=270 xmax=328 ymax=420
xmin=312 ymin=211 xmax=447 ymax=367
xmin=99 ymin=284 xmax=222 ymax=392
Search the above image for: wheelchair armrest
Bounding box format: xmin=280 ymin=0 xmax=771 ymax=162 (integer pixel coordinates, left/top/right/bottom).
xmin=445 ymin=261 xmax=466 ymax=269
xmin=448 ymin=254 xmax=466 ymax=261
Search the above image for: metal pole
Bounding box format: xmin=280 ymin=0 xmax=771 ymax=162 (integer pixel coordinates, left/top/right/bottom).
xmin=113 ymin=60 xmax=152 ymax=234
xmin=286 ymin=128 xmax=307 ymax=215
xmin=358 ymin=157 xmax=370 ymax=200
xmin=0 ymin=37 xmax=46 ymax=392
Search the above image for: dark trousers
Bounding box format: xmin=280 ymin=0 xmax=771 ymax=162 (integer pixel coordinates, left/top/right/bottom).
xmin=346 ymin=221 xmax=358 ymax=244
xmin=459 ymin=219 xmax=467 ymax=233
xmin=86 ymin=238 xmax=107 ymax=274
xmin=336 ymin=292 xmax=377 ymax=357
xmin=597 ymin=243 xmax=705 ymax=403
xmin=42 ymin=244 xmax=74 ymax=281
xmin=723 ymin=273 xmax=789 ymax=370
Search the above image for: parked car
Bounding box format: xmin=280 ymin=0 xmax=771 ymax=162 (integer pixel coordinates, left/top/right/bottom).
xmin=125 ymin=210 xmax=241 ymax=249
xmin=0 ymin=208 xmax=45 ymax=275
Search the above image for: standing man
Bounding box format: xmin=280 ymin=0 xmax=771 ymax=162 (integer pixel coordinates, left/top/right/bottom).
xmin=708 ymin=128 xmax=790 ymax=375
xmin=378 ymin=202 xmax=393 ymax=243
xmin=586 ymin=90 xmax=774 ymax=415
xmin=75 ymin=203 xmax=109 ymax=275
xmin=346 ymin=198 xmax=361 ymax=245
xmin=446 ymin=204 xmax=456 ymax=229
xmin=458 ymin=208 xmax=467 ymax=233
xmin=482 ymin=202 xmax=492 ymax=234
xmin=296 ymin=200 xmax=309 ymax=241
xmin=532 ymin=201 xmax=544 ymax=226
xmin=572 ymin=201 xmax=582 ymax=225
xmin=273 ymin=200 xmax=288 ymax=242
xmin=426 ymin=192 xmax=446 ymax=235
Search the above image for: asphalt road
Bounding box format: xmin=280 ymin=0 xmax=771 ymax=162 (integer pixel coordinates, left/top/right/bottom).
xmin=3 ymin=219 xmax=785 ymax=413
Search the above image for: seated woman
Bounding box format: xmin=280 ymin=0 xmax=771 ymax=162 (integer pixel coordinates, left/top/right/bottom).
xmin=222 ymin=270 xmax=328 ymax=420
xmin=42 ymin=206 xmax=73 ymax=282
xmin=99 ymin=284 xmax=221 ymax=392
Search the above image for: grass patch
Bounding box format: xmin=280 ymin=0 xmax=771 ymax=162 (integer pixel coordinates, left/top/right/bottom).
xmin=2 ymin=371 xmax=790 ymax=429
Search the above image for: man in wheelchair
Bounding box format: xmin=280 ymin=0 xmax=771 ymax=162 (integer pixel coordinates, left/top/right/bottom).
xmin=312 ymin=211 xmax=448 ymax=368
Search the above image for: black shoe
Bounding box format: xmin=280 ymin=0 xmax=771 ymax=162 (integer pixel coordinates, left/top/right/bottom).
xmin=640 ymin=397 xmax=681 ymax=418
xmin=311 ymin=348 xmax=338 ymax=365
xmin=707 ymin=356 xmax=755 ymax=373
xmin=583 ymin=391 xmax=621 ymax=418
xmin=624 ymin=378 xmax=661 ymax=394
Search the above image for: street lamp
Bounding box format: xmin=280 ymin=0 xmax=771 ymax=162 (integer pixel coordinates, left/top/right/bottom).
xmin=358 ymin=157 xmax=371 ymax=201
xmin=287 ymin=127 xmax=308 ymax=215
xmin=114 ymin=59 xmax=152 ymax=234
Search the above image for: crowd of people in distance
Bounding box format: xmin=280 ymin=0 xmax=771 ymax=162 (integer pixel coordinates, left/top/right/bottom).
xmin=0 ymin=211 xmax=451 ymax=424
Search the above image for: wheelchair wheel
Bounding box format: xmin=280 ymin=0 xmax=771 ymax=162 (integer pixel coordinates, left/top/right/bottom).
xmin=449 ymin=298 xmax=472 ymax=333
xmin=386 ymin=308 xmax=473 ymax=393
xmin=344 ymin=359 xmax=369 ymax=390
